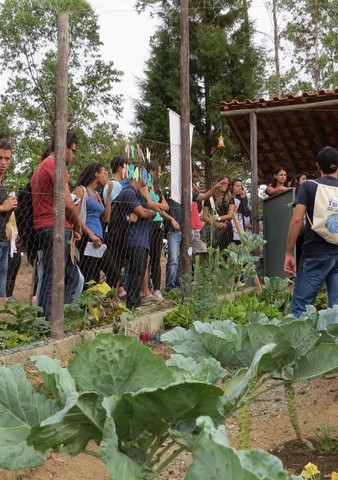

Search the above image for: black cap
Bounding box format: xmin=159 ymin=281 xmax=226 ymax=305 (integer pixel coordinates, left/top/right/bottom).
xmin=317 ymin=146 xmax=338 ymax=173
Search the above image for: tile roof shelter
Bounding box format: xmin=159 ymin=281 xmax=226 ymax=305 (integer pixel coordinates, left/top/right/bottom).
xmin=219 ymin=89 xmax=338 ymax=233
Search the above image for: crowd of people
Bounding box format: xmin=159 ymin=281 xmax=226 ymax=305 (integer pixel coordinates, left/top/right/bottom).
xmin=0 ymin=132 xmax=254 ymax=317
xmin=2 ymin=133 xmax=338 ymax=322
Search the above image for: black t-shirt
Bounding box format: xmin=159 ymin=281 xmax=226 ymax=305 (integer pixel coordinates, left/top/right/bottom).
xmin=0 ymin=184 xmax=9 ymax=242
xmin=295 ymin=176 xmax=338 ymax=256
xmin=204 ymin=195 xmax=235 ymax=216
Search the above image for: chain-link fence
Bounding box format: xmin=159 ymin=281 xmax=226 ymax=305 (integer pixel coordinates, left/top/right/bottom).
xmin=4 ymin=138 xmax=251 ymax=320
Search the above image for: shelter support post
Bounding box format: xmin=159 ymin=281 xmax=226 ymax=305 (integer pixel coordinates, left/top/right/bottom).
xmin=250 ymin=111 xmax=259 ymax=236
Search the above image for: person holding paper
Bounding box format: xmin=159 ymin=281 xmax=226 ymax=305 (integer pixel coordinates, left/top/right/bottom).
xmin=73 ymin=163 xmax=112 ymax=288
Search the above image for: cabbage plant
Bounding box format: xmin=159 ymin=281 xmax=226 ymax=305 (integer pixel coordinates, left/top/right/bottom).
xmin=0 ymin=334 xmax=224 ymax=478
xmin=162 ymin=315 xmax=338 ymax=447
xmin=0 ymin=333 xmax=304 ymax=479
xmin=185 ymin=416 xmax=301 ymax=480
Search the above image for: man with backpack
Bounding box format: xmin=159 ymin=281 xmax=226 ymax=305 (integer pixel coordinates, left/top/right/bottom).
xmin=284 ymin=146 xmax=338 ymax=317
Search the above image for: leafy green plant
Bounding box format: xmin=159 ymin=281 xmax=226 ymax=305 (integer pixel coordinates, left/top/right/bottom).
xmin=213 ymin=290 xmax=283 ymax=324
xmin=185 ymin=416 xmax=300 ymax=480
xmin=217 ymin=234 xmax=266 ymax=294
xmin=314 ymin=285 xmax=328 ymax=310
xmin=163 ymin=302 xmax=193 ymax=329
xmin=0 ymin=333 xmax=303 ymax=479
xmin=262 ymin=276 xmax=293 ymax=314
xmin=64 ymin=283 xmax=126 ymax=332
xmin=0 ymin=330 xmax=31 ymax=349
xmin=0 ymin=301 xmax=49 ymax=341
xmin=162 ymin=316 xmax=338 ymax=448
xmin=314 ymin=424 xmax=338 ymax=455
xmin=164 ymin=236 xmax=267 ymax=329
xmin=0 ymin=335 xmax=225 ymax=477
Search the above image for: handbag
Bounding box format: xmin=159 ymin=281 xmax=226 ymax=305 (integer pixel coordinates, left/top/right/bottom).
xmin=78 ymin=186 xmax=87 ymax=223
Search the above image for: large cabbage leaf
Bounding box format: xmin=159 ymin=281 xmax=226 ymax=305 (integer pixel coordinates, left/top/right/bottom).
xmin=0 ymin=364 xmax=59 ymax=469
xmin=316 ymin=306 xmax=338 ymax=337
xmin=28 ymin=391 xmax=106 ymax=455
xmin=184 ymin=416 xmax=300 ymax=480
xmin=279 ymin=320 xmax=321 ymax=357
xmin=238 ymin=324 xmax=288 ymax=366
xmin=30 ymin=355 xmax=76 ymax=404
xmin=191 ymin=321 xmax=240 ymax=368
xmin=100 ymin=415 xmax=157 ymax=480
xmin=114 ymin=382 xmax=225 ymax=444
xmin=222 ymin=344 xmax=277 ymax=415
xmin=68 ymin=334 xmax=174 ymax=396
xmin=161 ymin=326 xmax=195 ymax=344
xmin=293 ymin=343 xmax=338 ymax=380
xmin=166 ymin=354 xmax=227 ymax=383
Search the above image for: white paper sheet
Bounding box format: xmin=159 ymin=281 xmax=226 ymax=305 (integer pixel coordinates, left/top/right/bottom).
xmin=84 ymin=242 xmax=107 ymax=258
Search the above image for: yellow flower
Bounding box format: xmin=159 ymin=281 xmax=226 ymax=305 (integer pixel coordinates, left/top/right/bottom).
xmin=301 ymin=463 xmax=320 ymax=479
xmin=332 ymin=472 xmax=338 ymax=480
xmin=92 ymin=307 xmax=100 ymax=322
xmin=90 ymin=282 xmax=111 ymax=295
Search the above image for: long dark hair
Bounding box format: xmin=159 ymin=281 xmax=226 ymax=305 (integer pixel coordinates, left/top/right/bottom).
xmin=215 ymin=175 xmax=232 ymax=204
xmin=76 ymin=163 xmax=105 ymax=187
xmin=289 ymin=173 xmax=306 ymax=188
xmin=270 ymin=166 xmax=287 ymax=187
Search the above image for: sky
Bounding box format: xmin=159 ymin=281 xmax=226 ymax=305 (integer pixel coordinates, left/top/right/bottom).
xmin=89 ymin=0 xmax=273 ymax=136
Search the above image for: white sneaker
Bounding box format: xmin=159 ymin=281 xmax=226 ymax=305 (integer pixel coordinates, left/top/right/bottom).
xmin=153 ymin=290 xmax=164 ymax=301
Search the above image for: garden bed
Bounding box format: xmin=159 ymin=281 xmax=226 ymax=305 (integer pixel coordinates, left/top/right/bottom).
xmin=0 ymin=343 xmax=337 ymax=480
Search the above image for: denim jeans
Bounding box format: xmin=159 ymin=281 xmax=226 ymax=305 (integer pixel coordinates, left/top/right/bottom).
xmin=0 ymin=241 xmax=9 ymax=297
xmin=291 ymin=254 xmax=338 ymax=317
xmin=165 ymin=230 xmax=182 ymax=291
xmin=36 ymin=227 xmax=81 ymax=319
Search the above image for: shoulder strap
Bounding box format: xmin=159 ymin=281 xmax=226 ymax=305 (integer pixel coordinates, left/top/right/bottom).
xmin=305 ymin=180 xmax=323 ymax=227
xmin=209 ymin=195 xmax=216 ymax=213
xmin=307 ymin=180 xmax=319 ymax=186
xmin=95 ymin=190 xmax=103 ymax=204
xmin=305 ymin=180 xmax=318 ymax=226
xmin=80 ymin=185 xmax=87 ymax=199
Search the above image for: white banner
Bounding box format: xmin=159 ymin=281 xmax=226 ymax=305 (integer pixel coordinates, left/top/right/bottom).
xmin=168 ymin=109 xmax=194 ymax=203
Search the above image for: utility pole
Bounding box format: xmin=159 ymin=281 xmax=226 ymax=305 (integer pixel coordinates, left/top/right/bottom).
xmin=180 ymin=0 xmax=192 ymax=276
xmin=51 ymin=12 xmax=69 ymax=340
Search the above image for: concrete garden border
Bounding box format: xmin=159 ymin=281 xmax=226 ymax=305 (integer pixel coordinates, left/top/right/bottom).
xmin=0 ymin=308 xmax=171 ymax=367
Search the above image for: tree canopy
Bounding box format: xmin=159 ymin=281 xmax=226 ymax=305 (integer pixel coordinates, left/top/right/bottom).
xmin=133 ymin=0 xmax=266 ymax=184
xmin=0 ymin=0 xmax=123 ymax=181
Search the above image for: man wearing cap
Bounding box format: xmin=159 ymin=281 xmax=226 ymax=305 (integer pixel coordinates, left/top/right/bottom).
xmin=284 ymin=146 xmax=338 ymax=317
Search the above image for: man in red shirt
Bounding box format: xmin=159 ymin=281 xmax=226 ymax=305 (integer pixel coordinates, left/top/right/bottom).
xmin=31 ymin=131 xmax=82 ymax=319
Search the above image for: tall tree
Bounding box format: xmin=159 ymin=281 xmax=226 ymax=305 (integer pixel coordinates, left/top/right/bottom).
xmin=134 ymin=0 xmax=266 ymax=185
xmin=264 ymin=0 xmax=338 ymax=95
xmin=283 ymin=0 xmax=338 ymax=91
xmin=0 ymin=0 xmax=123 ymax=174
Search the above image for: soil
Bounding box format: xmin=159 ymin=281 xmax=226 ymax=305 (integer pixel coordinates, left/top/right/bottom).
xmin=1 ymin=263 xmax=338 ymax=478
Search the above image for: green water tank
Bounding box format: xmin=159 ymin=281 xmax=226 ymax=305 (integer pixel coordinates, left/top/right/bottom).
xmin=263 ymin=189 xmax=295 ymax=278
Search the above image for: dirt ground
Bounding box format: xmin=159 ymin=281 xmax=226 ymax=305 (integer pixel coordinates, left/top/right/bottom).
xmin=0 ymin=344 xmax=337 ymax=480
